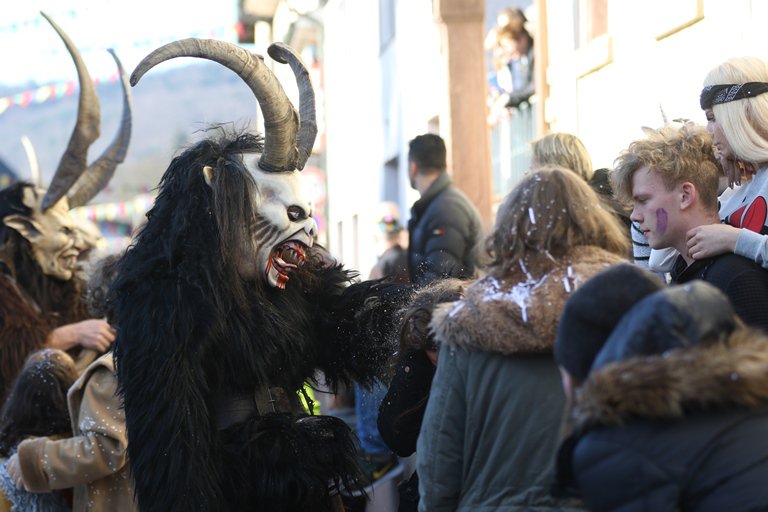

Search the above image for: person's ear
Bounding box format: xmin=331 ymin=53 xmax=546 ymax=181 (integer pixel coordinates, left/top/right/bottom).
xmin=3 ymin=215 xmax=42 ymax=245
xmin=680 ymin=182 xmax=696 ymax=210
xmin=202 ymin=166 xmax=215 ymax=187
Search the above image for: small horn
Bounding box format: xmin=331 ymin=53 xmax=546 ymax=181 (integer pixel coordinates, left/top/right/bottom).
xmin=659 ymin=103 xmax=669 ymax=126
xmin=131 ymin=38 xmax=299 ymax=172
xmin=268 ymin=43 xmax=317 ymax=170
xmin=40 ymin=11 xmax=101 ymax=211
xmin=20 ymin=136 xmax=41 ymax=187
xmin=68 ymin=49 xmax=133 ymax=208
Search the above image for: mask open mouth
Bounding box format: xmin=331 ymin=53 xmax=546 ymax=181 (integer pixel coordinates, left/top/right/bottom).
xmin=64 ymin=254 xmax=78 ymax=270
xmin=266 ymin=240 xmax=308 ymax=289
xmin=56 ymin=249 xmax=80 ymax=276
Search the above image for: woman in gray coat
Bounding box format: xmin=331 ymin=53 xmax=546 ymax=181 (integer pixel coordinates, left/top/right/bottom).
xmin=416 ymin=166 xmax=629 ymax=511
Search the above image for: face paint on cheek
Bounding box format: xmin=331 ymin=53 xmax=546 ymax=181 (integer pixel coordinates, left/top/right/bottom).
xmin=655 ymin=208 xmax=668 ymax=234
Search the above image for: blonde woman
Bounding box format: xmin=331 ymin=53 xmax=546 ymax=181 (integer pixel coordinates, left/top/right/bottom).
xmin=687 ymin=56 xmax=768 ymax=268
xmin=531 ymin=132 xmax=632 ymax=256
xmin=531 ymin=132 xmax=594 ymax=182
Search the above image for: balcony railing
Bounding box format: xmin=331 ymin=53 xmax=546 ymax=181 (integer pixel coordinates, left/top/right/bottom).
xmin=490 ymin=100 xmax=536 ymax=199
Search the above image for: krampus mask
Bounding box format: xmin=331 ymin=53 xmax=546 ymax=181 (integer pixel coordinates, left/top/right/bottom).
xmin=1 ymin=12 xmax=132 ymax=281
xmin=0 ymin=12 xmax=131 ymax=402
xmin=112 ymin=39 xmax=412 ymax=512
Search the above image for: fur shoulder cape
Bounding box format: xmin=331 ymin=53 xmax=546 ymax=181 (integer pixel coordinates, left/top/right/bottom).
xmin=431 ymin=246 xmax=624 ymax=356
xmin=0 ymin=274 xmax=51 ymax=403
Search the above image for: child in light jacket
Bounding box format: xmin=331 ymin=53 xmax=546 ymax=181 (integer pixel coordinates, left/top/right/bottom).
xmin=6 ymin=254 xmax=137 ymax=512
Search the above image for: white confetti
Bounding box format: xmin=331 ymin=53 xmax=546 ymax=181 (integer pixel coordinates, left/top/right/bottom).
xmin=481 ymin=273 xmax=550 ymax=324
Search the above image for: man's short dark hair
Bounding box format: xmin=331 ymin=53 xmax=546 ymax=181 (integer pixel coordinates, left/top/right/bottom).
xmin=408 ymin=133 xmax=447 ymax=172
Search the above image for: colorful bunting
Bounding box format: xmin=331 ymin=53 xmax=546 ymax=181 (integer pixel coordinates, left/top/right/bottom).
xmin=70 ymin=193 xmax=156 ymax=223
xmin=1 ymin=21 xmax=236 ymax=116
xmin=0 ymin=77 xmax=108 ymax=114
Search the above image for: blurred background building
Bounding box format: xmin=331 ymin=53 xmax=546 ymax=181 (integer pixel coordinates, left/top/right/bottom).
xmin=1 ymin=0 xmax=766 ymax=275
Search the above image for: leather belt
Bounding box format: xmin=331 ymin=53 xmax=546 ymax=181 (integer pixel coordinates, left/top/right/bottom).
xmin=216 ymin=386 xmax=294 ymax=430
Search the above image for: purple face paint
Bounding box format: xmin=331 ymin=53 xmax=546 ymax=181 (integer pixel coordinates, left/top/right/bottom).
xmin=655 ymin=208 xmax=668 ymax=234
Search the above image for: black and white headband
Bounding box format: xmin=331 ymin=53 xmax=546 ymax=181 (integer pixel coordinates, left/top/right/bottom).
xmin=700 ymin=82 xmax=768 ymax=109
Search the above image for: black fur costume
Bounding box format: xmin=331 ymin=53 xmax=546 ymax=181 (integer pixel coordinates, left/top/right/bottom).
xmin=111 ymin=131 xmax=413 ymax=511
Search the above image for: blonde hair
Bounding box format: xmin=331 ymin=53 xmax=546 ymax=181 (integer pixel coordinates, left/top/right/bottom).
xmin=485 ymin=166 xmax=628 ymax=277
xmin=531 ymin=132 xmax=594 ymax=182
xmin=703 ymin=56 xmax=768 ymax=164
xmin=612 ymin=124 xmax=720 ymax=210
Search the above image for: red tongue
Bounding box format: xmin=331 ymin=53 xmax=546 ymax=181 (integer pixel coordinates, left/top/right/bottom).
xmin=265 ymin=242 xmax=308 ymax=288
xmin=265 ymin=257 xmax=290 ymax=289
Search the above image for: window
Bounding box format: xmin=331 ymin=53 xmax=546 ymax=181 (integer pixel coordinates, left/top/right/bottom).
xmin=383 ymin=156 xmax=400 ymax=203
xmin=573 ymin=0 xmax=607 ymax=50
xmin=572 ymin=0 xmax=612 ymax=77
xmin=654 ymin=0 xmax=703 ymax=40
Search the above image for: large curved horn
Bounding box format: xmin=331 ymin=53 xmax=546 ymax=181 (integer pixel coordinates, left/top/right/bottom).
xmin=268 ymin=43 xmax=317 ymax=171
xmin=40 ymin=11 xmax=101 ymax=211
xmin=68 ymin=49 xmax=133 ymax=208
xmin=130 ymin=38 xmax=299 ymax=172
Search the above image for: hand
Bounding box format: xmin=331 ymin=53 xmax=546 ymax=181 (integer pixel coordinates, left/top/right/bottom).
xmin=49 ymin=319 xmax=116 ymax=352
xmin=6 ymin=454 xmax=25 ymax=490
xmin=686 ymin=224 xmax=740 ymax=260
xmin=425 ymin=349 xmax=438 ymax=366
xmin=72 ymin=320 xmax=116 ymax=352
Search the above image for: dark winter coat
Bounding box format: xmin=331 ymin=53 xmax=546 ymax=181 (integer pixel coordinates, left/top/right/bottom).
xmin=378 ymin=349 xmax=435 ymax=458
xmin=378 ymin=349 xmax=435 ymax=511
xmin=555 ymin=285 xmax=768 ymax=512
xmin=670 ymin=252 xmax=768 ymax=331
xmin=408 ymin=173 xmax=483 ymax=286
xmin=417 ymin=246 xmax=622 ymax=511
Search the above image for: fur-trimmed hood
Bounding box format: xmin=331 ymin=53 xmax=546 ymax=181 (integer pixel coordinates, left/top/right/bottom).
xmin=574 ymin=329 xmax=768 ymax=430
xmin=431 ymin=246 xmax=624 ymax=355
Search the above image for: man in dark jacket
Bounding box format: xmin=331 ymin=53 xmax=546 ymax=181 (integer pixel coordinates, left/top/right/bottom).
xmin=406 ymin=134 xmax=483 ymax=286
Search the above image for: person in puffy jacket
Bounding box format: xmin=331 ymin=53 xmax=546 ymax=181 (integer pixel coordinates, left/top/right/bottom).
xmin=554 ymin=265 xmax=768 ymax=512
xmin=406 ymin=134 xmax=483 ymax=286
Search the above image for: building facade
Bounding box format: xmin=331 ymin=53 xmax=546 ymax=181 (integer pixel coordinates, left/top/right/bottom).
xmin=254 ymin=1 xmax=766 ymax=275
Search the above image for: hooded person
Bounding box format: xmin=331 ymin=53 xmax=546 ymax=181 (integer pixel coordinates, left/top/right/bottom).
xmin=415 ymin=166 xmax=629 ymax=511
xmin=0 ymin=12 xmax=132 ymax=403
xmin=110 ymin=39 xmax=414 ymax=512
xmin=0 ymin=349 xmax=78 ymax=512
xmin=553 ymin=263 xmax=666 ymax=394
xmin=554 ymin=271 xmax=768 ymax=511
